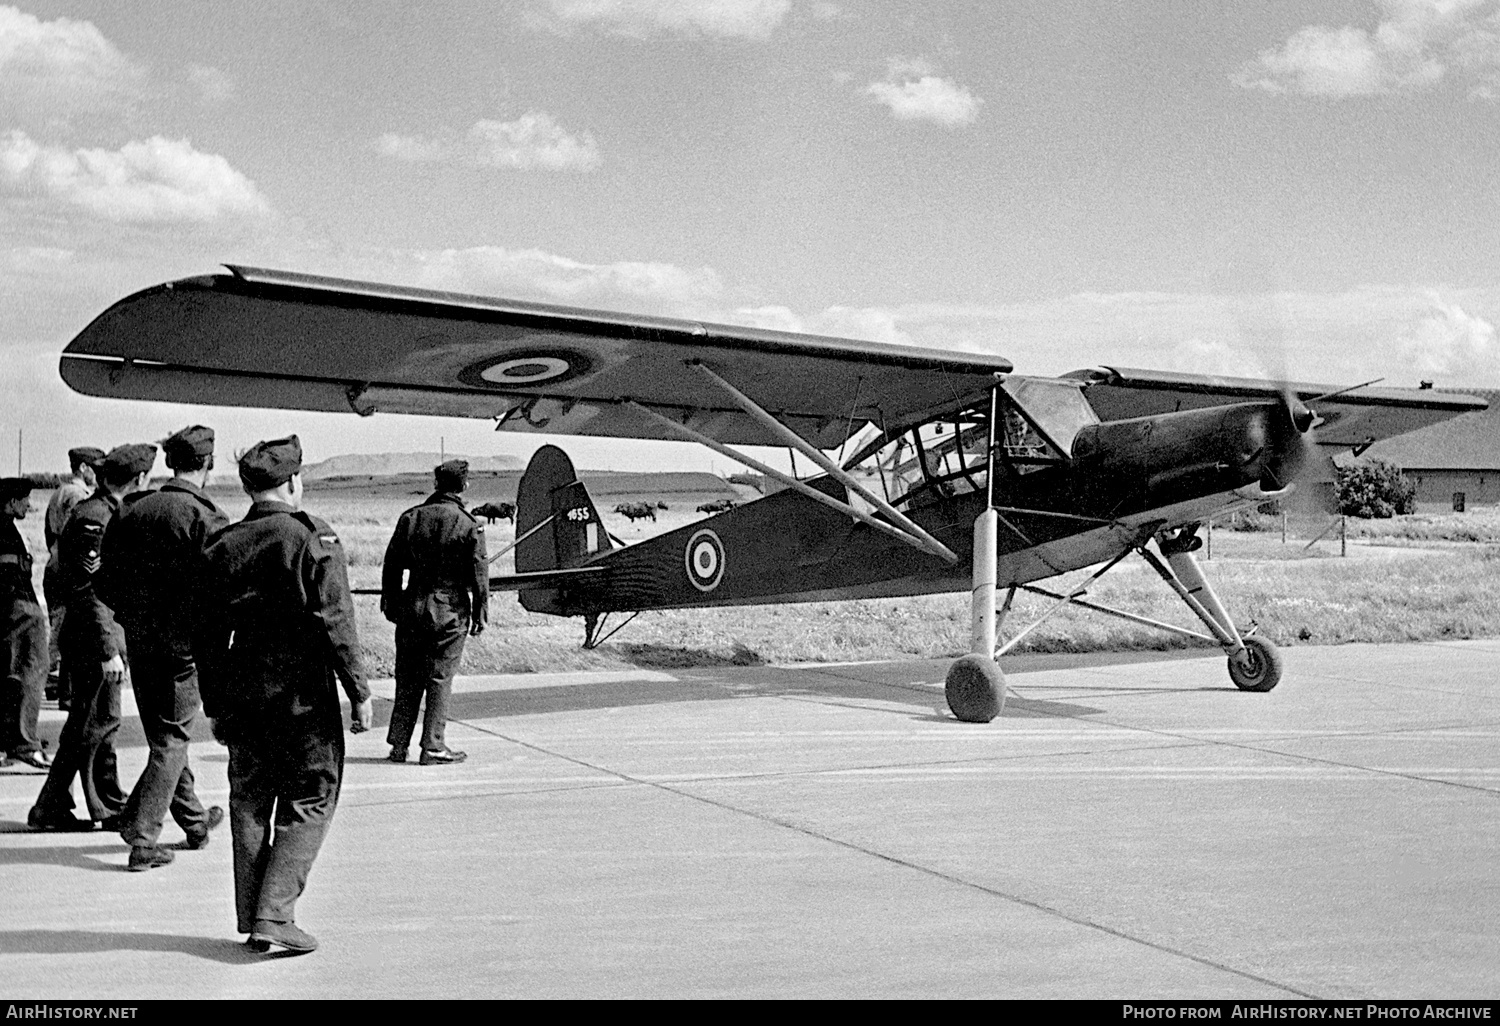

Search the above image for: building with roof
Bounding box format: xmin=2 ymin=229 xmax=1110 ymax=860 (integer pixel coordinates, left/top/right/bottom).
xmin=1361 ymin=389 xmax=1500 ymax=511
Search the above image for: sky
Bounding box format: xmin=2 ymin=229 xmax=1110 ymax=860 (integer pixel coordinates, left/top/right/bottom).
xmin=2 ymin=0 xmax=1499 ymax=477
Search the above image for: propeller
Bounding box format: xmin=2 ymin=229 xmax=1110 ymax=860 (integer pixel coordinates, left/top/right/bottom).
xmin=1221 ymin=280 xmax=1342 ymax=516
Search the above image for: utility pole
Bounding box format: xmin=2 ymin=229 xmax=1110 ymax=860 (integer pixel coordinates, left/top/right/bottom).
xmin=440 ymin=436 xmax=445 ymax=462
xmin=15 ymin=428 xmax=20 ymax=475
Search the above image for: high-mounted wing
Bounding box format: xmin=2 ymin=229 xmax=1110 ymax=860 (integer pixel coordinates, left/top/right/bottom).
xmin=1066 ymin=366 xmax=1486 ymax=450
xmin=60 ymin=266 xmax=1013 ymax=449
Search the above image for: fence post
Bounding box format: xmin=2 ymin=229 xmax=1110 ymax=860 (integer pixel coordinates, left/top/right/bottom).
xmin=1281 ymin=511 xmax=1287 ymax=545
xmin=1206 ymin=517 xmax=1212 ymax=560
xmin=1341 ymin=515 xmax=1346 ymax=557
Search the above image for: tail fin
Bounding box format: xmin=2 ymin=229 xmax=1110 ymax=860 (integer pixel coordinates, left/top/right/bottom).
xmin=516 ymin=444 xmax=612 ymax=613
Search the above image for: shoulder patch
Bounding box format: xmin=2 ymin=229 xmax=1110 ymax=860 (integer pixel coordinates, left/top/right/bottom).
xmin=319 ymin=533 xmax=340 ymax=545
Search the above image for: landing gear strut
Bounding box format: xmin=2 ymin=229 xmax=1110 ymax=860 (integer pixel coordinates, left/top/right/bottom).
xmin=1145 ymin=526 xmax=1283 ymax=693
xmin=943 ymin=519 xmax=1283 ymax=721
xmin=945 ymin=507 xmax=1006 ymax=723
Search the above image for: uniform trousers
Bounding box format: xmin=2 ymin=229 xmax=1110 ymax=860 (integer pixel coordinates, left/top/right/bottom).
xmin=32 ymin=651 xmax=125 ymax=821
xmin=388 ymin=620 xmax=466 ymax=752
xmin=226 ymin=716 xmax=344 ymax=932
xmin=118 ymin=629 xmax=209 ymax=847
xmin=1 ymin=598 xmax=47 ymax=756
xmin=41 ymin=563 xmax=68 ymax=703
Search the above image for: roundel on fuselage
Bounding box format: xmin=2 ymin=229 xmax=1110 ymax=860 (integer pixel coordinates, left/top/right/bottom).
xmin=685 ymin=529 xmax=725 ymax=592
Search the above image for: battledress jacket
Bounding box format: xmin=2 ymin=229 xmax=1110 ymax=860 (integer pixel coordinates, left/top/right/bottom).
xmin=195 ymin=501 xmax=368 ymax=735
xmin=380 ymin=491 xmax=488 ymax=630
xmin=56 ymin=491 xmax=127 ymax=661
xmin=97 ymin=479 xmax=228 ymax=633
xmin=0 ymin=519 xmax=39 ymax=608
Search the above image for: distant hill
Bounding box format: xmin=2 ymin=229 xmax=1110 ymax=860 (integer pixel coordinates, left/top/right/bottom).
xmin=302 ymin=452 xmax=524 ymax=480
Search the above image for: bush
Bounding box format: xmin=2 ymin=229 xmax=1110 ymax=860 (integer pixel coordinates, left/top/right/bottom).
xmin=725 ymin=472 xmax=765 ymax=493
xmin=22 ymin=472 xmax=66 ymax=488
xmin=1337 ymin=458 xmax=1415 ymax=519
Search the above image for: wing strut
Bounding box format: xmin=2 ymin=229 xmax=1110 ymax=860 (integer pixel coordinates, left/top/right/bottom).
xmin=685 ymin=362 xmax=959 ymax=563
xmin=624 ymin=400 xmax=957 ymax=563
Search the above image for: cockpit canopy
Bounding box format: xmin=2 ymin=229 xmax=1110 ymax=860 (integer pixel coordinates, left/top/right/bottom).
xmin=842 ymin=376 xmax=1099 ymax=510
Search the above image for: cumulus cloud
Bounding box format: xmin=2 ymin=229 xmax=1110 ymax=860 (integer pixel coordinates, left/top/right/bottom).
xmin=0 ymin=131 xmax=272 ymax=223
xmin=705 ymin=286 xmax=1500 ymax=388
xmin=1234 ymin=0 xmax=1500 ymax=98
xmin=364 ymin=246 xmax=726 ymax=313
xmin=726 ymin=304 xmax=912 ymax=344
xmin=538 ymin=0 xmax=791 ymax=38
xmin=0 ymin=4 xmax=145 ymax=114
xmin=377 ymin=113 xmax=601 ymax=171
xmin=1402 ymin=291 xmax=1496 ymax=376
xmin=1168 ymin=337 xmax=1267 ymax=379
xmin=866 ymin=61 xmax=981 ymax=125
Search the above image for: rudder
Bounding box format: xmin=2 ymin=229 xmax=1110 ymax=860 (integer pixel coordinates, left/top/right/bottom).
xmin=515 ymin=444 xmax=612 ymax=613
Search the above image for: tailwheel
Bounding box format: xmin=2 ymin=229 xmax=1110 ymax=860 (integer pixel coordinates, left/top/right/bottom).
xmin=1228 ymin=635 xmax=1283 ymax=692
xmin=945 ymin=654 xmax=1006 ymax=722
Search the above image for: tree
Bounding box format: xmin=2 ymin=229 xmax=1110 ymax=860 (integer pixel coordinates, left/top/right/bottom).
xmin=1336 ymin=458 xmax=1416 ymax=518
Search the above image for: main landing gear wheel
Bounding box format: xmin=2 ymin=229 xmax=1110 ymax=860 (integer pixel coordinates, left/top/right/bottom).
xmin=1228 ymin=635 xmax=1283 ymax=692
xmin=945 ymin=654 xmax=1005 ymax=722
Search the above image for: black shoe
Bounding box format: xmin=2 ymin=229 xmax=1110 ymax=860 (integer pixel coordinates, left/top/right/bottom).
xmin=56 ymin=699 xmax=70 ymax=711
xmin=10 ymin=750 xmax=50 ymax=770
xmin=419 ymin=747 xmax=467 ymax=765
xmin=248 ymin=920 xmax=318 ymax=954
xmin=184 ymin=805 xmax=225 ymax=850
xmin=244 ymin=936 xmax=271 ymax=953
xmin=387 ymin=746 xmax=408 ymax=763
xmin=27 ymin=807 xmax=95 ymax=832
xmin=98 ymin=813 xmax=123 ymax=832
xmin=126 ymin=845 xmax=175 ymax=872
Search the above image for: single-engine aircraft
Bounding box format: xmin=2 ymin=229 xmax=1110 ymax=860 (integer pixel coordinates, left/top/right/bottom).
xmin=59 ymin=266 xmax=1487 ymax=721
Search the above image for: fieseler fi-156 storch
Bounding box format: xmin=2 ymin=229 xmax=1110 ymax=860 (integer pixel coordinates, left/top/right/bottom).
xmin=60 ymin=266 xmax=1486 ymax=721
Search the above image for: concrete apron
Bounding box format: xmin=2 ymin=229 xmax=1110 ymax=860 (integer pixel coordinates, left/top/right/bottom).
xmin=1 ymin=640 xmax=1498 ymax=999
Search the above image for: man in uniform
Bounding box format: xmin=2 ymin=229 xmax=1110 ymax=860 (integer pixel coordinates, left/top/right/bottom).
xmin=99 ymin=426 xmax=228 ymax=871
xmin=1 ymin=478 xmax=48 ymax=770
xmin=28 ymin=443 xmax=156 ymax=831
xmin=381 ymin=458 xmax=487 ymax=766
xmin=43 ymin=447 xmax=104 ymax=707
xmin=196 ymin=435 xmax=372 ymax=954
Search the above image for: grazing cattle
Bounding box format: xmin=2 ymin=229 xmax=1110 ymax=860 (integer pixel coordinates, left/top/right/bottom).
xmin=697 ymin=499 xmax=738 ymax=514
xmin=614 ymin=502 xmax=657 ymax=523
xmin=471 ymin=501 xmax=515 ymax=523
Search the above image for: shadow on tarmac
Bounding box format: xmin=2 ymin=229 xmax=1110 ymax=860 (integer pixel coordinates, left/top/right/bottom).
xmin=45 ymin=647 xmax=1223 ymax=749
xmin=435 ymin=669 xmax=1116 ymax=721
xmin=0 ymin=929 xmax=264 ymax=964
xmin=0 ymin=842 xmax=123 ymax=873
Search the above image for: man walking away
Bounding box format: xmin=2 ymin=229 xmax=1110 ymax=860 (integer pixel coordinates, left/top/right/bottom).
xmin=100 ymin=426 xmax=228 ymax=871
xmin=1 ymin=478 xmax=49 ymax=770
xmin=29 ymin=443 xmax=156 ymax=832
xmin=381 ymin=459 xmax=488 ymax=766
xmin=196 ymin=435 xmax=372 ymax=954
xmin=43 ymin=447 xmax=103 ymax=708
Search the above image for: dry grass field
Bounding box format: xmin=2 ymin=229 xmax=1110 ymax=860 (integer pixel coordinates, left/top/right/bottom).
xmin=19 ymin=483 xmax=1500 ymax=675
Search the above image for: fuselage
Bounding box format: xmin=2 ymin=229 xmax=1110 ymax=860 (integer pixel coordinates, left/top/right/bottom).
xmin=531 ymin=398 xmax=1306 ymax=616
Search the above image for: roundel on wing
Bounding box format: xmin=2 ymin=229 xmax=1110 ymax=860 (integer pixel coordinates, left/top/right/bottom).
xmin=459 ymin=350 xmax=591 ymax=389
xmin=685 ymin=529 xmax=726 ymax=592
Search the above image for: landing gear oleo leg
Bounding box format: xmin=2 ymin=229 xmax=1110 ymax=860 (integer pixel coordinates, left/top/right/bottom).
xmin=1147 ymin=529 xmax=1283 ymax=693
xmin=945 ymin=507 xmax=1006 ymax=723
